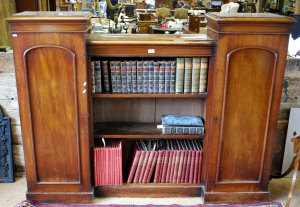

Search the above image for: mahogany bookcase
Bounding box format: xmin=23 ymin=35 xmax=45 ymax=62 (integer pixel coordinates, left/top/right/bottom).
xmin=6 ymin=12 xmax=296 ymax=204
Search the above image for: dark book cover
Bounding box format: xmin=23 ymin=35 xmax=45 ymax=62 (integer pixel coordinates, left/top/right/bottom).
xmin=121 ymin=62 xmax=127 ymax=94
xmin=126 ymin=61 xmax=132 ymax=94
xmin=164 ymin=61 xmax=171 ymax=94
xmin=153 ymin=61 xmax=160 ymax=94
xmin=131 ymin=61 xmax=138 ymax=93
xmin=170 ymin=61 xmax=176 ymax=94
xmin=115 ymin=61 xmax=122 ymax=93
xmin=137 ymin=61 xmax=143 ymax=93
xmin=148 ymin=61 xmax=154 ymax=94
xmin=159 ymin=62 xmax=165 ymax=94
xmin=102 ymin=60 xmax=111 ymax=93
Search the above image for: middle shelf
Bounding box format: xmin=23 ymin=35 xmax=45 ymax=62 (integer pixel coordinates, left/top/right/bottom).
xmin=94 ymin=122 xmax=204 ymax=139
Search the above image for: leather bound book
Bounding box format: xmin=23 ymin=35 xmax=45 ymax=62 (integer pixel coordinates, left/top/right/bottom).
xmin=142 ymin=61 xmax=149 ymax=94
xmin=165 ymin=150 xmax=174 ymax=183
xmin=138 ymin=150 xmax=150 ymax=183
xmin=184 ymin=58 xmax=192 ymax=94
xmin=153 ymin=61 xmax=160 ymax=94
xmin=131 ymin=61 xmax=137 ymax=94
xmin=126 ymin=61 xmax=132 ymax=94
xmin=148 ymin=61 xmax=154 ymax=94
xmin=102 ymin=60 xmax=111 ymax=93
xmin=154 ymin=150 xmax=164 ymax=183
xmin=199 ymin=57 xmax=209 ymax=93
xmin=147 ymin=151 xmax=158 ymax=183
xmin=121 ymin=62 xmax=128 ymax=94
xmin=161 ymin=150 xmax=170 ymax=183
xmin=133 ymin=150 xmax=146 ymax=183
xmin=127 ymin=146 xmax=141 ymax=183
xmin=142 ymin=150 xmax=155 ymax=183
xmin=137 ymin=61 xmax=143 ymax=93
xmin=175 ymin=57 xmax=184 ymax=94
xmin=115 ymin=61 xmax=122 ymax=93
xmin=164 ymin=61 xmax=171 ymax=94
xmin=191 ymin=57 xmax=201 ymax=94
xmin=170 ymin=61 xmax=176 ymax=94
xmin=110 ymin=61 xmax=117 ymax=93
xmin=158 ymin=62 xmax=165 ymax=94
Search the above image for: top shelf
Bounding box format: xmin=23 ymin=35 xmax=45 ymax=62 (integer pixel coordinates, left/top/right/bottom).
xmin=93 ymin=93 xmax=207 ymax=99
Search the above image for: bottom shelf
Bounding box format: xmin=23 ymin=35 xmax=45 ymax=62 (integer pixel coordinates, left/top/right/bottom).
xmin=94 ymin=184 xmax=203 ymax=197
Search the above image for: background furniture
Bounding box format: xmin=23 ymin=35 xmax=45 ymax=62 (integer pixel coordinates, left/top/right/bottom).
xmin=174 ymin=8 xmax=188 ymax=19
xmin=7 ymin=12 xmax=296 ymax=204
xmin=156 ymin=7 xmax=171 ymax=17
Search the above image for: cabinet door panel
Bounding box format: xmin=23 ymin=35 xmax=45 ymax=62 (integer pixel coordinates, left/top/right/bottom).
xmin=217 ymin=47 xmax=277 ymax=185
xmin=25 ymin=46 xmax=80 ymax=183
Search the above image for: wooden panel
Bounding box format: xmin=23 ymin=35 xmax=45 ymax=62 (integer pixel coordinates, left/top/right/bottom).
xmin=217 ymin=47 xmax=277 ymax=183
xmin=0 ymin=0 xmax=16 ymax=47
xmin=25 ymin=46 xmax=80 ymax=182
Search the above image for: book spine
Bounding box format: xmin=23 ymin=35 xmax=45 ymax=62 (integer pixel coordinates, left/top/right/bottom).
xmin=177 ymin=150 xmax=184 ymax=183
xmin=126 ymin=61 xmax=132 ymax=94
xmin=158 ymin=151 xmax=165 ymax=182
xmin=154 ymin=150 xmax=164 ymax=183
xmin=169 ymin=149 xmax=177 ymax=183
xmin=115 ymin=61 xmax=122 ymax=93
xmin=181 ymin=150 xmax=188 ymax=183
xmin=189 ymin=150 xmax=196 ymax=183
xmin=184 ymin=58 xmax=192 ymax=94
xmin=161 ymin=150 xmax=170 ymax=183
xmin=175 ymin=58 xmax=185 ymax=94
xmin=147 ymin=151 xmax=158 ymax=183
xmin=148 ymin=61 xmax=154 ymax=94
xmin=121 ymin=62 xmax=127 ymax=94
xmin=153 ymin=61 xmax=160 ymax=94
xmin=131 ymin=61 xmax=137 ymax=93
xmin=91 ymin=61 xmax=96 ymax=93
xmin=143 ymin=61 xmax=149 ymax=94
xmin=110 ymin=61 xmax=117 ymax=93
xmin=170 ymin=61 xmax=176 ymax=94
xmin=95 ymin=61 xmax=102 ymax=93
xmin=137 ymin=61 xmax=143 ymax=93
xmin=164 ymin=61 xmax=171 ymax=94
xmin=165 ymin=150 xmax=174 ymax=183
xmin=159 ymin=62 xmax=165 ymax=94
xmin=184 ymin=150 xmax=192 ymax=183
xmin=193 ymin=151 xmax=200 ymax=184
xmin=191 ymin=57 xmax=201 ymax=94
xmin=172 ymin=150 xmax=181 ymax=183
xmin=162 ymin=126 xmax=204 ymax=135
xmin=127 ymin=149 xmax=141 ymax=183
xmin=142 ymin=150 xmax=155 ymax=183
xmin=197 ymin=150 xmax=203 ymax=184
xmin=199 ymin=57 xmax=209 ymax=93
xmin=139 ymin=151 xmax=150 ymax=183
xmin=119 ymin=142 xmax=123 ymax=185
xmin=94 ymin=148 xmax=97 ymax=185
xmin=102 ymin=60 xmax=111 ymax=93
xmin=133 ymin=150 xmax=146 ymax=183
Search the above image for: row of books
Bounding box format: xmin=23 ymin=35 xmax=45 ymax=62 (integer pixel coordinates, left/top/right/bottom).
xmin=91 ymin=57 xmax=209 ymax=94
xmin=127 ymin=139 xmax=203 ymax=184
xmin=94 ymin=139 xmax=123 ymax=186
xmin=159 ymin=115 xmax=205 ymax=135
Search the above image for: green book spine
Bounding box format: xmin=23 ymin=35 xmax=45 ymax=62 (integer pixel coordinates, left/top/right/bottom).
xmin=191 ymin=58 xmax=201 ymax=94
xmin=175 ymin=58 xmax=185 ymax=94
xmin=184 ymin=58 xmax=192 ymax=94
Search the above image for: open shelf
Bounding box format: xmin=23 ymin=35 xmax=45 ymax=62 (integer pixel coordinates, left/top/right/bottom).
xmin=93 ymin=93 xmax=208 ymax=99
xmin=94 ymin=122 xmax=204 ymax=139
xmin=94 ymin=183 xmax=203 ymax=197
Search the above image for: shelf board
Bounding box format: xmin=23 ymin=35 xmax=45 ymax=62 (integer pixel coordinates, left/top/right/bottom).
xmin=94 ymin=122 xmax=204 ymax=139
xmin=94 ymin=183 xmax=203 ymax=197
xmin=93 ymin=93 xmax=207 ymax=99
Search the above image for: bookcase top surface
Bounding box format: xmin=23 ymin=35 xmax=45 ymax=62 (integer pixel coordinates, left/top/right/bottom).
xmin=6 ymin=11 xmax=93 ymax=21
xmin=86 ymin=34 xmax=215 ymax=45
xmin=205 ymin=12 xmax=296 ymax=23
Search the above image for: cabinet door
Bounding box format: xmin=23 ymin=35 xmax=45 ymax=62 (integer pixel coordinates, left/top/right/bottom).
xmin=12 ymin=33 xmax=91 ymax=196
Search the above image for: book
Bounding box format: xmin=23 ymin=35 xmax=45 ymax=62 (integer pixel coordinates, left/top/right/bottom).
xmin=139 ymin=150 xmax=150 ymax=183
xmin=131 ymin=61 xmax=137 ymax=93
xmin=161 ymin=150 xmax=169 ymax=183
xmin=95 ymin=61 xmax=102 ymax=93
xmin=154 ymin=150 xmax=164 ymax=183
xmin=137 ymin=61 xmax=143 ymax=93
xmin=159 ymin=62 xmax=165 ymax=94
xmin=126 ymin=61 xmax=132 ymax=93
xmin=143 ymin=61 xmax=149 ymax=94
xmin=175 ymin=58 xmax=185 ymax=94
xmin=161 ymin=115 xmax=204 ymax=126
xmin=115 ymin=61 xmax=122 ymax=93
xmin=199 ymin=58 xmax=209 ymax=93
xmin=170 ymin=61 xmax=176 ymax=94
xmin=146 ymin=151 xmax=158 ymax=183
xmin=184 ymin=58 xmax=192 ymax=94
xmin=91 ymin=61 xmax=96 ymax=93
xmin=102 ymin=60 xmax=111 ymax=93
xmin=191 ymin=58 xmax=201 ymax=94
xmin=127 ymin=144 xmax=142 ymax=183
xmin=164 ymin=61 xmax=171 ymax=94
xmin=142 ymin=150 xmax=155 ymax=183
xmin=110 ymin=61 xmax=117 ymax=93
xmin=121 ymin=62 xmax=127 ymax=94
xmin=133 ymin=149 xmax=146 ymax=183
xmin=160 ymin=125 xmax=204 ymax=135
xmin=153 ymin=61 xmax=160 ymax=94
xmin=148 ymin=61 xmax=154 ymax=94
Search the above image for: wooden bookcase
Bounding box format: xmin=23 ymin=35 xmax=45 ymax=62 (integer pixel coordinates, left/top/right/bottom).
xmin=6 ymin=12 xmax=296 ymax=204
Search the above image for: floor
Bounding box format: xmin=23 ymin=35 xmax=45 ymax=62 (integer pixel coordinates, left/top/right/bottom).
xmin=0 ymin=177 xmax=299 ymax=207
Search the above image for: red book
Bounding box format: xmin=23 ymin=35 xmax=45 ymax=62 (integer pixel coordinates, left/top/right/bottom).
xmin=165 ymin=150 xmax=174 ymax=183
xmin=109 ymin=147 xmax=113 ymax=185
xmin=94 ymin=148 xmax=97 ymax=186
xmin=142 ymin=151 xmax=155 ymax=183
xmin=154 ymin=150 xmax=164 ymax=183
xmin=193 ymin=151 xmax=200 ymax=184
xmin=113 ymin=144 xmax=117 ymax=185
xmin=169 ymin=149 xmax=177 ymax=183
xmin=158 ymin=151 xmax=165 ymax=182
xmin=180 ymin=150 xmax=188 ymax=183
xmin=133 ymin=150 xmax=146 ymax=183
xmin=146 ymin=151 xmax=158 ymax=183
xmin=197 ymin=150 xmax=203 ymax=184
xmin=106 ymin=146 xmax=109 ymax=185
xmin=119 ymin=141 xmax=123 ymax=184
xmin=184 ymin=150 xmax=192 ymax=183
xmin=177 ymin=150 xmax=185 ymax=183
xmin=189 ymin=150 xmax=196 ymax=183
xmin=172 ymin=150 xmax=181 ymax=183
xmin=161 ymin=150 xmax=170 ymax=183
xmin=127 ymin=147 xmax=141 ymax=183
xmin=139 ymin=150 xmax=150 ymax=183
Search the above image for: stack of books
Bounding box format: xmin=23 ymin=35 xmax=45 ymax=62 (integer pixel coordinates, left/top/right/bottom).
xmin=91 ymin=57 xmax=209 ymax=94
xmin=127 ymin=139 xmax=203 ymax=184
xmin=94 ymin=139 xmax=123 ymax=186
xmin=158 ymin=115 xmax=204 ymax=135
